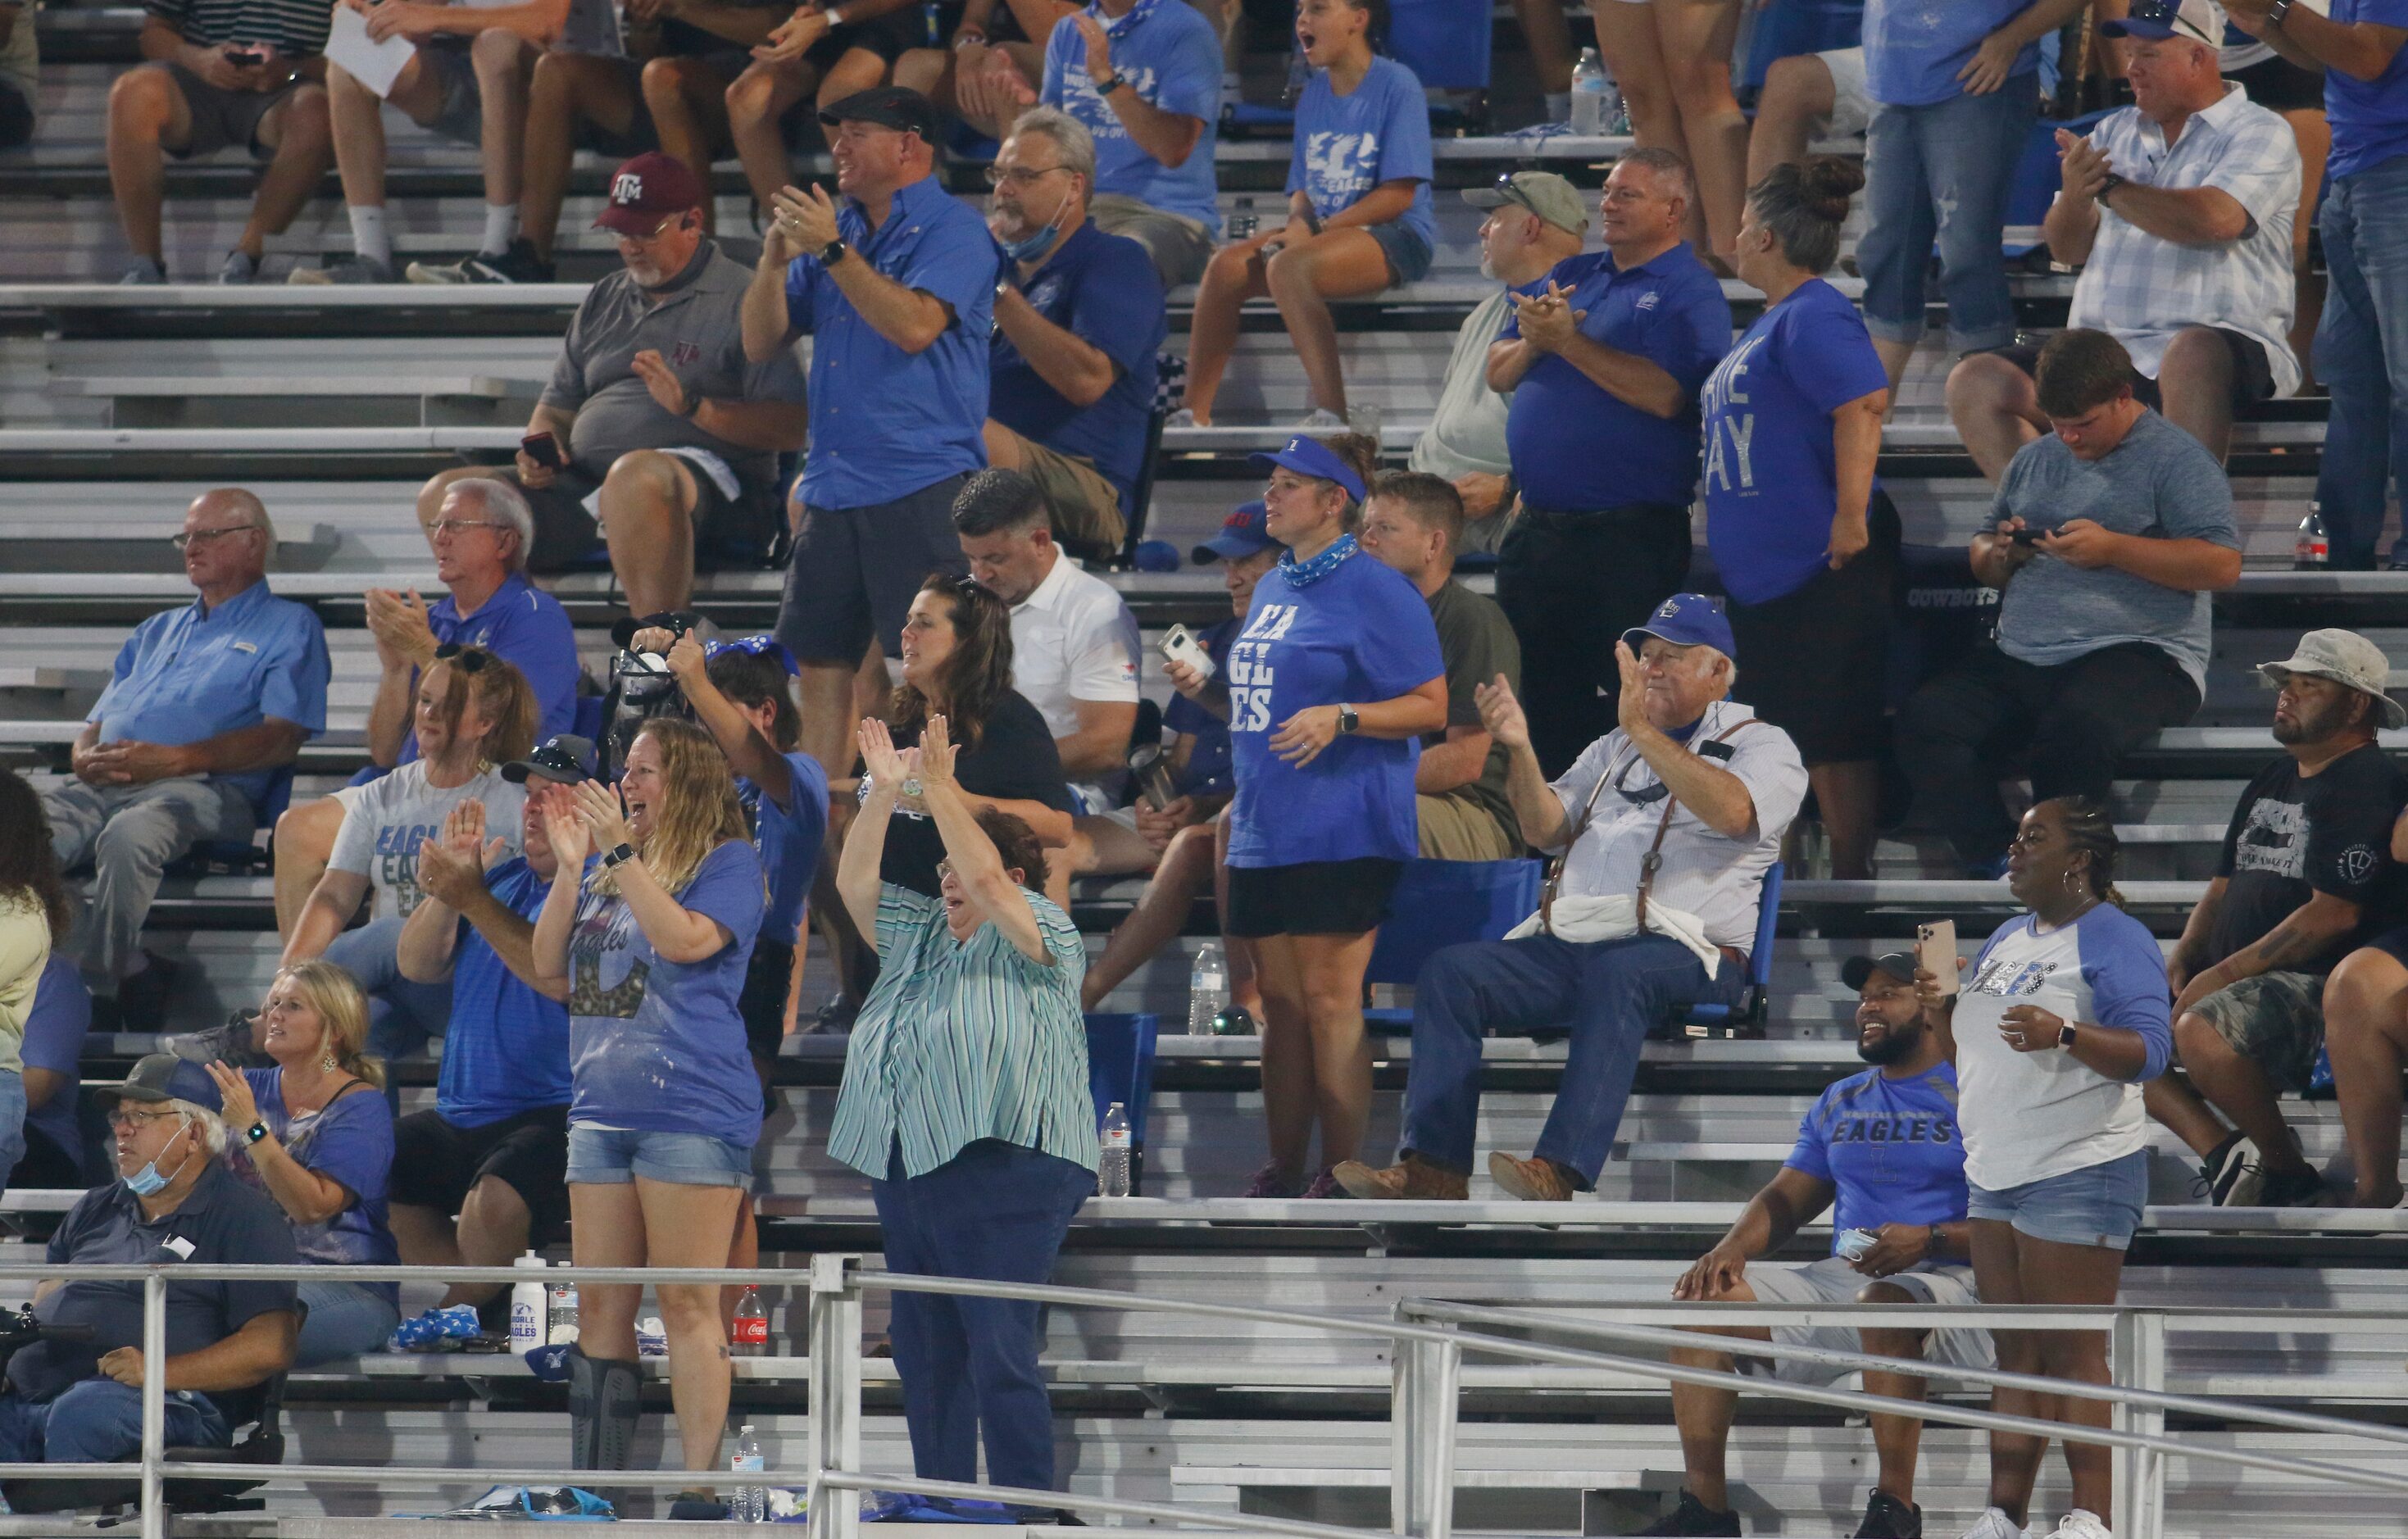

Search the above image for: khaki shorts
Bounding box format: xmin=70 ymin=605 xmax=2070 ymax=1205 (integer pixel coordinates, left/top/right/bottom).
xmin=1737 ymin=1255 xmax=1996 ymax=1387
xmin=158 ymin=61 xmax=302 ymax=160
xmin=1415 ymin=792 xmax=1521 ymax=862
xmin=1089 ymin=193 xmax=1215 ymax=289
xmin=2190 ymin=969 xmax=2326 ymax=1092
xmin=998 ymin=424 xmax=1128 ymax=555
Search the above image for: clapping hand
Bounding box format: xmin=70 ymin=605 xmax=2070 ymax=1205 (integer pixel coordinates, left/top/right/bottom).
xmin=1512 ymin=281 xmax=1585 ymax=353
xmin=629 ymin=349 xmax=691 ymax=418
xmin=416 ymin=798 xmax=501 ymax=907
xmin=1613 ymin=640 xmax=1650 ymax=736
xmin=769 ymin=184 xmax=843 ymax=256
xmin=570 ymin=778 xmax=634 ymax=854
xmin=2056 ymin=129 xmax=2111 ymax=202
xmin=858 ymin=717 xmax=908 ymax=790
xmin=365 ymin=586 xmax=436 ymax=668
xmin=1474 ymin=673 xmax=1530 ymax=753
xmin=203 ymin=1060 xmax=261 ymax=1134
xmin=917 ymin=714 xmax=959 ymax=788
xmin=543 ymin=787 xmax=593 ymax=868
xmin=1071 ymin=11 xmax=1113 ymax=83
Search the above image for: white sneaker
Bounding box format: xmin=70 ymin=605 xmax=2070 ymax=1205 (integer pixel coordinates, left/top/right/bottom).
xmin=1163 ymin=408 xmax=1200 ymax=429
xmin=1959 ymin=1509 xmax=2026 ymax=1539
xmin=2047 ymin=1512 xmax=2111 ymax=1539
xmin=1293 ymin=406 xmax=1348 ymax=429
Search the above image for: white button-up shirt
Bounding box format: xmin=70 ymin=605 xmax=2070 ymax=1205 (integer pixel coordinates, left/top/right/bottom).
xmin=1010 ymin=552 xmax=1143 ymax=810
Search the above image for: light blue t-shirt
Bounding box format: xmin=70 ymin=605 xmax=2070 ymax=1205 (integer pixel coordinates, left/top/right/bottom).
xmin=1992 ymin=410 xmax=2238 ymax=693
xmin=1785 ymin=1062 xmax=1969 ymax=1253
xmin=1702 ymin=278 xmax=1891 ymax=606
xmin=1287 ymin=55 xmax=1434 ymax=251
xmin=239 ymin=1070 xmax=400 ymax=1305
xmin=2327 ymin=0 xmax=2408 ymax=179
xmin=1862 ymin=0 xmax=2042 ymax=107
xmin=566 ymin=839 xmax=766 ymax=1147
xmin=1041 ymin=0 xmax=1224 ymax=233
xmin=743 ymin=752 xmax=829 ymax=947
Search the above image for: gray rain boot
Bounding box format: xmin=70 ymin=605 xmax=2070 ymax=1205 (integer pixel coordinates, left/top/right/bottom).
xmin=565 ymin=1345 xmax=643 ymax=1508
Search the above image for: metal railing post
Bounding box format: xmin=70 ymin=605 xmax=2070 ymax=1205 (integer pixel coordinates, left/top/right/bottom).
xmin=807 ymin=1253 xmax=864 ymax=1539
xmin=2111 ymin=1309 xmax=2167 ymax=1539
xmin=1388 ymin=1306 xmax=1458 ymax=1539
xmin=139 ymin=1271 xmax=166 ymax=1539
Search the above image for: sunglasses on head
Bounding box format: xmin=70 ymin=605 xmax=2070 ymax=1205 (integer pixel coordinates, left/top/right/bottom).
xmin=434 ymin=643 xmax=494 ymax=673
xmin=1490 ymin=172 xmax=1543 ymax=220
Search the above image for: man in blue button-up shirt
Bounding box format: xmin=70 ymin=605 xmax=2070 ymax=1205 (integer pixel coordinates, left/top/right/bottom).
xmin=41 ymin=490 xmax=329 ymax=1027
xmin=743 ymin=84 xmax=1002 ymax=778
xmin=1487 ymin=149 xmax=1733 ymax=776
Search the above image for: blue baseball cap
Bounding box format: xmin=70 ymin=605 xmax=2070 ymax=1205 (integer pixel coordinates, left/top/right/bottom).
xmin=1621 ymin=593 xmax=1736 ymax=660
xmin=96 ymin=1052 xmax=223 ymax=1115
xmin=705 ymin=633 xmax=799 ymax=676
xmin=1247 ymin=437 xmax=1365 ymax=503
xmin=2099 ymin=0 xmax=2223 ymax=45
xmin=1194 ymin=501 xmax=1279 ymax=564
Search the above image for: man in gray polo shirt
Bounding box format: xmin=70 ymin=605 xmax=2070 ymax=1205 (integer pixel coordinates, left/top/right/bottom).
xmin=416 ymin=152 xmax=811 ymax=619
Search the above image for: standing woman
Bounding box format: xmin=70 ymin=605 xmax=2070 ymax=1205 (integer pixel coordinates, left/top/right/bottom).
xmin=1704 ymin=157 xmax=1896 ymax=880
xmin=1917 ymin=797 xmax=2171 ymax=1539
xmin=1594 ymin=0 xmax=1751 ymax=262
xmin=532 ymin=719 xmax=766 ymax=1514
xmin=1209 ymin=437 xmax=1445 ymax=1197
xmin=0 ymin=767 xmax=70 ymax=1192
xmin=829 ymin=714 xmax=1096 ymax=1516
xmin=1175 ymin=0 xmax=1433 ymax=428
xmin=205 ymin=962 xmax=401 ymax=1364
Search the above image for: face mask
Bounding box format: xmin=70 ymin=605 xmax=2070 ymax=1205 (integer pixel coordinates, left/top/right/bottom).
xmin=123 ymin=1117 xmax=195 ymax=1197
xmin=996 ymin=181 xmax=1076 ymax=265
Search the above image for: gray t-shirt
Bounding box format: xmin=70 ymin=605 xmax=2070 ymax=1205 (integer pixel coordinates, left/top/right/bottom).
xmin=1407 ymin=287 xmax=1518 ymax=558
xmin=1992 ymin=410 xmax=2238 ymax=692
xmin=540 ymin=242 xmax=809 ymax=501
xmin=329 ymin=763 xmax=525 ymax=921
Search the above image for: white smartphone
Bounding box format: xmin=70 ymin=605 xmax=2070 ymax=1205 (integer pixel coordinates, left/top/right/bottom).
xmin=1158 ymin=623 xmax=1215 ymax=682
xmin=1917 ymin=920 xmax=1958 ymax=997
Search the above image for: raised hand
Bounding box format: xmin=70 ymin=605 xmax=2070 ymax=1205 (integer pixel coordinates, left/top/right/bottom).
xmin=1473 ymin=673 xmax=1529 ymax=753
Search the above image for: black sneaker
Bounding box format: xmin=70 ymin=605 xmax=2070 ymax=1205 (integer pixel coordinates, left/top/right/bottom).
xmin=1854 ymin=1489 xmax=1922 ymax=1538
xmin=2198 ymin=1130 xmax=2260 ymax=1205
xmin=1639 ymin=1491 xmax=1741 ymax=1537
xmin=164 ymin=1010 xmax=273 ymax=1068
xmin=461 ymin=238 xmax=556 ymax=284
xmin=666 ymin=1490 xmax=729 ymax=1521
xmin=2258 ymin=1164 xmax=2328 ymax=1208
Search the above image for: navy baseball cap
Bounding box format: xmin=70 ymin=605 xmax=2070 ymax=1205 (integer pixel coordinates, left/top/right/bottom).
xmin=2100 ymin=0 xmax=2223 ymax=44
xmin=1248 ymin=437 xmax=1365 ymax=503
xmin=502 ymin=733 xmax=599 ymax=786
xmin=96 ymin=1053 xmax=223 ymax=1114
xmin=1841 ymin=952 xmax=1920 ymax=991
xmin=819 ymin=85 xmax=938 ymax=142
xmin=1194 ymin=501 xmax=1279 ymax=564
xmin=1621 ymin=593 xmax=1736 ymax=659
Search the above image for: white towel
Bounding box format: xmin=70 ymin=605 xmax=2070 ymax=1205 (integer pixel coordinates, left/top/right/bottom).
xmin=1502 ymin=893 xmax=1723 ymax=977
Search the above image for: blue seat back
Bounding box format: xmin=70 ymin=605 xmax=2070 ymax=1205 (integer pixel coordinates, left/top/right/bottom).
xmin=1084 ymin=1012 xmax=1160 ymax=1152
xmin=1366 ymin=859 xmax=1544 ymax=988
xmin=1748 ymin=860 xmax=1783 ymax=992
xmin=571 ymin=693 xmax=606 ymax=743
xmin=1387 ymin=0 xmax=1490 ymax=91
xmin=2005 ymin=108 xmax=2119 ymax=252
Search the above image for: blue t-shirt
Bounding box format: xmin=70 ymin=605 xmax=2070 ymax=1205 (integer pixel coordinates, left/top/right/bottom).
xmin=784 ymin=175 xmax=1000 ymax=510
xmin=990 ymin=223 xmax=1165 ymax=511
xmin=567 ymin=838 xmax=766 ymax=1147
xmin=405 ymin=574 xmax=581 ymax=765
xmin=1162 ymin=615 xmax=1238 ymax=797
xmin=743 ymin=751 xmax=830 ymax=947
xmin=1287 ymin=56 xmax=1435 ymax=252
xmin=1503 ymin=245 xmax=1733 ymax=511
xmin=239 ymin=1070 xmax=400 ymax=1305
xmin=1862 ymin=0 xmax=2042 ymax=107
xmin=1040 ymin=0 xmax=1224 ymax=232
xmin=435 ymin=857 xmax=572 ymax=1128
xmin=2327 ymin=0 xmax=2408 ymax=179
xmin=1702 ymin=278 xmax=1891 ymax=606
xmin=1225 ymin=547 xmax=1445 ymax=868
xmin=1785 ymin=1062 xmax=1969 ymax=1254
xmin=20 ymin=954 xmax=90 ymax=1171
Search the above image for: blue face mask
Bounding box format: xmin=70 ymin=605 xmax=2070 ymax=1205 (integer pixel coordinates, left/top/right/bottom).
xmin=122 ymin=1117 xmax=195 ymax=1197
xmin=995 ymin=182 xmax=1075 ymax=266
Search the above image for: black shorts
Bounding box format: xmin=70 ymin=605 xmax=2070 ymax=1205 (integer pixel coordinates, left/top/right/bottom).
xmin=776 ymin=474 xmax=972 ymax=665
xmin=2365 ymin=926 xmax=2408 ymax=972
xmin=0 ymin=76 xmax=32 ymax=152
xmin=479 ymin=462 xmax=771 ymax=575
xmin=390 ymin=1105 xmax=573 ymax=1242
xmin=2228 ymin=52 xmax=2327 ymax=112
xmin=739 ymin=934 xmax=797 ymax=1062
xmin=1726 ymin=491 xmax=1901 ymax=765
xmin=1990 ymin=329 xmax=2277 ymax=413
xmin=1226 ymin=857 xmax=1402 ymax=938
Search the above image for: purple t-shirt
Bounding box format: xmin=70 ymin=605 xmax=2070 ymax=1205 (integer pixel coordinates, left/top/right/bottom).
xmin=235 ymin=1069 xmax=400 ymax=1304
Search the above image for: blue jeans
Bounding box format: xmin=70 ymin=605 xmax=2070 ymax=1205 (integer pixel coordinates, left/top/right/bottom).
xmin=1856 ymin=83 xmax=2037 ymax=353
xmin=0 ymin=1381 xmax=230 ymax=1464
xmin=0 ymin=1069 xmax=28 ymax=1199
xmin=2314 ymin=154 xmax=2408 ymax=569
xmin=295 ymin=1278 xmax=402 ymax=1367
xmin=325 ymin=916 xmax=453 ymax=1105
xmin=869 ymin=1139 xmax=1092 ymax=1500
xmin=1399 ymin=933 xmax=1747 ymax=1187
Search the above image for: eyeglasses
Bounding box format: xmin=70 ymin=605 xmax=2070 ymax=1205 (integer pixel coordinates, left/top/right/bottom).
xmin=107 ymin=1107 xmax=182 ymax=1130
xmin=936 ymin=859 xmax=956 ymax=882
xmin=170 ymin=525 xmax=260 ymax=552
xmin=1610 ymin=755 xmax=1670 ymax=807
xmin=984 ymin=163 xmax=1073 ymax=189
xmin=429 ymin=517 xmax=506 ymax=539
xmin=434 ymin=643 xmax=494 ymax=673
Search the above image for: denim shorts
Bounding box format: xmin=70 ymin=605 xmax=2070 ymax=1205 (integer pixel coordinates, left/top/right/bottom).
xmin=1366 ymin=220 xmax=1434 ymax=286
xmin=1968 ymin=1149 xmax=2150 ymax=1251
xmin=565 ymin=1125 xmax=754 ymax=1188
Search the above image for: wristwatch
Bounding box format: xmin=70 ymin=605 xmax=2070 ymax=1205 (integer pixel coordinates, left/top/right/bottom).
xmin=245 ymin=1122 xmax=270 ymax=1146
xmin=2058 ymin=1021 xmax=2079 ymax=1050
xmin=676 ymin=393 xmax=703 ymax=420
xmin=1093 ymin=72 xmax=1126 ymax=94
xmin=2267 ymin=0 xmax=2292 ymax=26
xmin=1337 ymin=704 xmax=1360 ymax=735
xmin=602 ymin=842 xmax=637 ymax=869
xmin=2094 ymin=172 xmax=2127 ymax=207
xmin=820 ymin=238 xmax=851 ymax=268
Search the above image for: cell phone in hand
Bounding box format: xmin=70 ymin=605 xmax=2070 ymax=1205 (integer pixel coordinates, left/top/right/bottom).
xmin=1917 ymin=919 xmax=1958 ymax=996
xmin=226 ymin=46 xmax=268 ymax=66
xmin=2007 ymin=526 xmax=2047 ymax=546
xmin=1158 ymin=623 xmax=1215 ymax=682
xmin=520 ymin=432 xmax=566 ymax=470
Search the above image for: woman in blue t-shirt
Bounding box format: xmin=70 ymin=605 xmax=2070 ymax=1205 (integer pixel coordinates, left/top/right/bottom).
xmin=1175 ymin=0 xmax=1434 ymax=429
xmin=1193 ymin=436 xmax=1445 ymax=1197
xmin=204 ymin=961 xmax=400 ymax=1366
xmin=532 ymin=718 xmax=765 ymax=1515
xmin=1703 ymin=157 xmax=1897 ymax=880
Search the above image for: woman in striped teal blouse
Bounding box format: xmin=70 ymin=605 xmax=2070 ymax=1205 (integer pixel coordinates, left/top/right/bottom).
xmin=830 ymin=712 xmax=1097 ymax=1514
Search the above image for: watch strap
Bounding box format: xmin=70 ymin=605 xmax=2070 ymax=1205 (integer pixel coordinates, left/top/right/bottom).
xmin=602 ymin=842 xmax=637 ymax=869
xmin=820 ymin=238 xmax=849 ymax=267
xmin=1093 ymin=72 xmax=1123 ymax=93
xmin=2267 ymin=0 xmax=2292 ymax=25
xmin=245 ymin=1122 xmax=270 ymax=1146
xmin=2059 ymin=1021 xmax=2079 ymax=1049
xmin=2095 ymin=173 xmax=2127 ymax=206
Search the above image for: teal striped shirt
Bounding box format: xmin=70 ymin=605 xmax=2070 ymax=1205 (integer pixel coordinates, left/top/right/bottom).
xmin=827 ymin=883 xmax=1100 ymax=1180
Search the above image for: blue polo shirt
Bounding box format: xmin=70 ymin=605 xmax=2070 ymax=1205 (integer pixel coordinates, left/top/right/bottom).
xmin=2327 ymin=0 xmax=2408 ymax=179
xmin=990 ymin=223 xmax=1165 ymax=513
xmin=434 ymin=857 xmax=571 ymax=1128
xmin=1502 ymin=245 xmax=1732 ymax=512
xmin=1041 ymin=0 xmax=1224 ymax=233
xmin=784 ymin=175 xmax=1001 ymax=511
xmin=89 ymin=579 xmax=330 ymax=807
xmin=398 ymin=573 xmax=581 ymax=765
xmin=1288 ymin=55 xmax=1435 ymax=251
xmin=743 ymin=751 xmax=830 ymax=947
xmin=1863 ymin=0 xmax=2040 ymax=107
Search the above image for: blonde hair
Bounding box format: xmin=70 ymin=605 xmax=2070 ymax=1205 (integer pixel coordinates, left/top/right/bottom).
xmin=593 ymin=718 xmax=751 ymax=898
xmin=274 ymin=960 xmax=388 ymax=1090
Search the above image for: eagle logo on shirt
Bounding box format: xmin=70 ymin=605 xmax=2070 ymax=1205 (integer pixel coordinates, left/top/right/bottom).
xmin=1302 ymin=131 xmax=1379 ymax=202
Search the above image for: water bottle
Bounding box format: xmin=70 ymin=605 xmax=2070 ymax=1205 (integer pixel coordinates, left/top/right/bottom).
xmin=732 ymin=1424 xmax=766 ymax=1523
xmin=1098 ymin=1102 xmax=1133 ymax=1196
xmin=1188 ymin=941 xmax=1228 ymax=1036
xmin=509 ymin=1252 xmax=547 ymax=1353
xmin=2296 ymin=502 xmax=2330 ymax=570
xmin=1570 ymin=48 xmax=1615 ymax=136
xmin=732 ymin=1285 xmax=769 ymax=1356
xmin=547 ymin=1279 xmax=579 ymax=1346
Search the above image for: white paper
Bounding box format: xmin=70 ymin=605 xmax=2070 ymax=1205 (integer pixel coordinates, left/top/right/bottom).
xmin=325 ymin=6 xmax=416 ymax=100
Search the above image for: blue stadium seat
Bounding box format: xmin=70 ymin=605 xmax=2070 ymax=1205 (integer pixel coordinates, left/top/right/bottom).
xmin=572 ymin=693 xmax=605 ymax=743
xmin=1388 ymin=0 xmax=1492 ymax=92
xmin=2006 ymin=107 xmax=2117 ymax=256
xmin=1084 ymin=1011 xmax=1161 ymax=1192
xmin=1678 ymin=860 xmax=1783 ymax=1037
xmin=175 ymin=764 xmax=293 ymax=874
xmin=1362 ymin=858 xmax=1545 ymax=1033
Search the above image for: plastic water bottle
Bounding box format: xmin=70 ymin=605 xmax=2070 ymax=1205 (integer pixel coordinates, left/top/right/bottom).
xmin=1570 ymin=48 xmax=1616 ymax=136
xmin=733 ymin=1424 xmax=766 ymax=1523
xmin=1098 ymin=1103 xmax=1133 ymax=1196
xmin=547 ymin=1279 xmax=579 ymax=1346
xmin=732 ymin=1285 xmax=769 ymax=1356
xmin=2296 ymin=502 xmax=2330 ymax=570
xmin=510 ymin=1252 xmax=547 ymax=1353
xmin=1188 ymin=941 xmax=1228 ymax=1036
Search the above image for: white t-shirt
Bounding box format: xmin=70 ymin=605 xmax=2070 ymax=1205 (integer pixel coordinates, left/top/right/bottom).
xmin=1009 ymin=554 xmax=1142 ymax=809
xmin=328 ymin=763 xmax=527 ymax=920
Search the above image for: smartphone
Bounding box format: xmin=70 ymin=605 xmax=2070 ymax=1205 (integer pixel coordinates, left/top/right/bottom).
xmin=1917 ymin=919 xmax=1959 ymax=996
xmin=520 ymin=432 xmax=566 ymax=470
xmin=2008 ymin=526 xmax=2047 ymax=546
xmin=1158 ymin=623 xmax=1215 ymax=682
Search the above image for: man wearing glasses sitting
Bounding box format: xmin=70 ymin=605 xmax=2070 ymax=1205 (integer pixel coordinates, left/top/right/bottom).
xmin=1336 ymin=596 xmax=1804 ymax=1203
xmin=42 ymin=490 xmax=329 ymax=1032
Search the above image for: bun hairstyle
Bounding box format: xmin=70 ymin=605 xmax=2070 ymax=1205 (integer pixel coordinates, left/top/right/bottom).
xmin=1745 ymin=155 xmax=1865 ymax=275
xmin=2042 ymin=796 xmax=2129 ymax=910
xmin=1315 ymin=432 xmax=1381 ymax=529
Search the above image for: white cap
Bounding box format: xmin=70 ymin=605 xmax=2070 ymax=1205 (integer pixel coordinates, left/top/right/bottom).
xmin=2258 ymin=628 xmax=2406 ymax=729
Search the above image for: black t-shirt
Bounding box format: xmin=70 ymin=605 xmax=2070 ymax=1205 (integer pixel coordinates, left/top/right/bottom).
xmin=2206 ymin=742 xmax=2408 ymax=973
xmin=879 ymin=691 xmax=1075 ymax=897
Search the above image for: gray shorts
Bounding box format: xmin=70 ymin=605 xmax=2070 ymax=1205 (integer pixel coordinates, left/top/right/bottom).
xmin=1733 ymin=1255 xmax=1996 ymax=1387
xmin=776 ymin=474 xmax=971 ymax=665
xmin=412 ymin=40 xmax=485 ymax=145
xmin=158 ymin=61 xmax=301 ymax=160
xmin=2189 ymin=969 xmax=2326 ymax=1092
xmin=1089 ymin=193 xmax=1215 ymax=288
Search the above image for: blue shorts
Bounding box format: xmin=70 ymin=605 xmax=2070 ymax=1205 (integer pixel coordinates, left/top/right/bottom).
xmin=566 ymin=1125 xmax=753 ymax=1188
xmin=1365 ymin=220 xmax=1434 ymax=286
xmin=1967 ymin=1149 xmax=2150 ymax=1252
